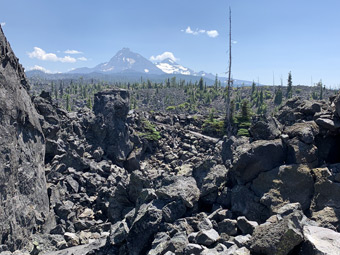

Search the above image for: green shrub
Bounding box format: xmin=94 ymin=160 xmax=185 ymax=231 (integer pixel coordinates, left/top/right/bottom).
xmin=202 ymin=119 xmax=225 ymax=137
xmin=237 ymin=128 xmax=250 ymax=137
xmin=166 ymin=106 xmax=176 ymax=111
xmin=139 ymin=119 xmax=161 ymax=141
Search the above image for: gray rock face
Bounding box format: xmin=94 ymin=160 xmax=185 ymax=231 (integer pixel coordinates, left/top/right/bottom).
xmin=156 ymin=176 xmax=200 ymax=208
xmin=237 ymin=216 xmax=258 ymax=235
xmin=227 ymin=138 xmax=286 ymax=184
xmin=0 ymin=26 xmax=49 ymax=250
xmin=193 ymin=161 xmax=228 ymax=205
xmin=284 ymin=121 xmax=319 ymax=144
xmin=91 ymin=89 xmax=134 ymax=166
xmin=301 ymin=225 xmax=340 ymax=255
xmin=310 ymin=167 xmax=340 ymax=231
xmin=251 ymin=164 xmax=315 ymax=212
xmin=196 ymin=229 xmax=220 ymax=246
xmin=231 ymin=185 xmax=269 ymax=222
xmin=250 ymin=116 xmax=282 ymax=140
xmin=250 ymin=210 xmax=305 ymax=255
xmin=126 ymin=202 xmax=163 ymax=255
xmin=335 ymin=94 xmax=340 ymax=117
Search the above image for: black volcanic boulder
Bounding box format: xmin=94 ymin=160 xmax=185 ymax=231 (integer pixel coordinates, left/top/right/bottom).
xmin=223 ymin=137 xmax=286 ymax=184
xmin=250 ymin=209 xmax=305 ymax=255
xmin=334 ymin=93 xmax=340 ymax=118
xmin=0 ymin=26 xmax=49 ymax=250
xmin=250 ymin=116 xmax=282 ymax=140
xmin=90 ymin=89 xmax=135 ymax=166
xmin=251 ymin=164 xmax=315 ymax=212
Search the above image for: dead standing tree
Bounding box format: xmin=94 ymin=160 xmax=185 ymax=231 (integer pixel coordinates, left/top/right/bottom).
xmin=225 ymin=7 xmax=233 ymax=135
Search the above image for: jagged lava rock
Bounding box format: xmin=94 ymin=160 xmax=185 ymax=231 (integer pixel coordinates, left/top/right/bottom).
xmin=0 ymin=26 xmax=49 ymax=250
xmin=90 ymin=89 xmax=135 ymax=166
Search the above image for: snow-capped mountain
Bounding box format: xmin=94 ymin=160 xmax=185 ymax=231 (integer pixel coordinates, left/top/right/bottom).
xmin=70 ymin=48 xmax=217 ymax=78
xmin=70 ymin=48 xmax=163 ymax=75
xmin=156 ymin=58 xmax=218 ymax=79
xmin=47 ymin=48 xmax=258 ymax=86
xmin=156 ymin=58 xmax=195 ymax=75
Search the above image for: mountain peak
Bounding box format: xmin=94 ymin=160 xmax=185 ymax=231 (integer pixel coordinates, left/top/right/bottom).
xmin=118 ymin=47 xmax=131 ymax=53
xmin=160 ymin=58 xmax=177 ymax=65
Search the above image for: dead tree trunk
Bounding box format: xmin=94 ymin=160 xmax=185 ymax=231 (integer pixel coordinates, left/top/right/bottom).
xmin=225 ymin=7 xmax=233 ymax=135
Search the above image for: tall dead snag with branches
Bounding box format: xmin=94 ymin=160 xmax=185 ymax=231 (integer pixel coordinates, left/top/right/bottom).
xmin=225 ymin=7 xmax=233 ymax=135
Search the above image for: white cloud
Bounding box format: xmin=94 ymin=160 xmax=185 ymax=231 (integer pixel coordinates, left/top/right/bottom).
xmin=0 ymin=22 xmax=5 ymax=27
xmin=232 ymin=40 xmax=238 ymax=44
xmin=28 ymin=47 xmax=76 ymax=63
xmin=150 ymin=52 xmax=179 ymax=62
xmin=185 ymin=26 xmax=197 ymax=35
xmin=206 ymin=30 xmax=219 ymax=38
xmin=64 ymin=49 xmax=83 ymax=54
xmin=182 ymin=26 xmax=219 ymax=38
xmin=77 ymin=57 xmax=87 ymax=61
xmin=28 ymin=65 xmax=52 ymax=73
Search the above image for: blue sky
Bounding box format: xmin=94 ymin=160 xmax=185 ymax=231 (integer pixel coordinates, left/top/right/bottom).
xmin=1 ymin=0 xmax=340 ymax=87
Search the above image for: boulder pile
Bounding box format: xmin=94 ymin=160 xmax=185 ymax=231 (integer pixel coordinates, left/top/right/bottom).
xmin=0 ymin=25 xmax=340 ymax=255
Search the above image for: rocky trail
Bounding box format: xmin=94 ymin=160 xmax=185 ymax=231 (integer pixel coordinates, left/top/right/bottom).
xmin=0 ymin=26 xmax=340 ymax=255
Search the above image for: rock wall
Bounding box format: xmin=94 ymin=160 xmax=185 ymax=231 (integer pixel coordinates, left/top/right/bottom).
xmin=0 ymin=26 xmax=49 ymax=250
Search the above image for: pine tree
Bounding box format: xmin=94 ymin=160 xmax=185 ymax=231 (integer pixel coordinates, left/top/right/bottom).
xmin=214 ymin=74 xmax=219 ymax=90
xmin=66 ymin=94 xmax=71 ymax=112
xmin=318 ymin=81 xmax=323 ymax=99
xmin=260 ymin=89 xmax=264 ymax=104
xmin=87 ymin=96 xmax=92 ymax=109
xmin=241 ymin=100 xmax=250 ymax=121
xmin=198 ymin=77 xmax=204 ymax=91
xmin=286 ymin=71 xmax=293 ymax=98
xmin=274 ymin=87 xmax=283 ymax=105
xmin=59 ymin=82 xmax=64 ymax=97
xmin=251 ymin=81 xmax=256 ymax=95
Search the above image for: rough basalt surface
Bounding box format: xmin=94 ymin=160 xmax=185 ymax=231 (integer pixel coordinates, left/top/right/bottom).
xmin=0 ymin=26 xmax=49 ymax=251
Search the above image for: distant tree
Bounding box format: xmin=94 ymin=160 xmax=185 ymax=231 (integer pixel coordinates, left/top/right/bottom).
xmin=286 ymin=71 xmax=292 ymax=98
xmin=317 ymin=80 xmax=323 ymax=99
xmin=66 ymin=94 xmax=71 ymax=112
xmin=274 ymin=87 xmax=283 ymax=105
xmin=240 ymin=100 xmax=251 ymax=121
xmin=87 ymin=96 xmax=92 ymax=109
xmin=251 ymin=81 xmax=256 ymax=95
xmin=166 ymin=78 xmax=170 ymax=88
xmin=147 ymin=79 xmax=152 ymax=88
xmin=198 ymin=77 xmax=204 ymax=91
xmin=54 ymin=85 xmax=58 ymax=99
xmin=214 ymin=74 xmax=219 ymax=90
xmin=260 ymin=89 xmax=264 ymax=104
xmin=171 ymin=77 xmax=177 ymax=87
xmin=59 ymin=82 xmax=64 ymax=97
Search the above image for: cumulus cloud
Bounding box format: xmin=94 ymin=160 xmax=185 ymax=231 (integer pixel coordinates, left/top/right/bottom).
xmin=28 ymin=65 xmax=52 ymax=73
xmin=77 ymin=57 xmax=87 ymax=61
xmin=182 ymin=26 xmax=219 ymax=38
xmin=28 ymin=47 xmax=76 ymax=63
xmin=150 ymin=52 xmax=178 ymax=62
xmin=0 ymin=22 xmax=5 ymax=27
xmin=206 ymin=30 xmax=219 ymax=38
xmin=64 ymin=49 xmax=83 ymax=54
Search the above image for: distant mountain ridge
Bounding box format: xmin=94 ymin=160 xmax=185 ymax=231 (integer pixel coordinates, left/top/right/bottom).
xmin=27 ymin=48 xmax=260 ymax=86
xmin=69 ymin=48 xmax=163 ymax=75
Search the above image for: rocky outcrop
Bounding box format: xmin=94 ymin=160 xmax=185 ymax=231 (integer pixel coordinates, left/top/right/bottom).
xmin=2 ymin=24 xmax=340 ymax=254
xmin=0 ymin=26 xmax=49 ymax=250
xmin=90 ymin=89 xmax=136 ymax=166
